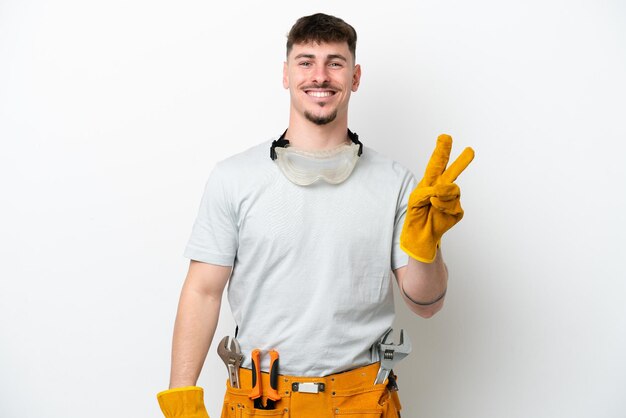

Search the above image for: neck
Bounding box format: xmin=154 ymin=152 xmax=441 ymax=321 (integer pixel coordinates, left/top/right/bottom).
xmin=285 ymin=115 xmax=350 ymax=150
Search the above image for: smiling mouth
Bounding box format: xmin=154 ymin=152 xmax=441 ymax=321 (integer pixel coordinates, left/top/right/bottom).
xmin=305 ymin=90 xmax=336 ymax=98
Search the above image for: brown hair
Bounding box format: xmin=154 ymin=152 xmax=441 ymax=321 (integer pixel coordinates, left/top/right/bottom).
xmin=286 ymin=13 xmax=357 ymax=59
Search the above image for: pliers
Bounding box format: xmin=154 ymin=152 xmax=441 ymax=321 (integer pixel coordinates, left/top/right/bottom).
xmin=249 ymin=349 xmax=281 ymax=409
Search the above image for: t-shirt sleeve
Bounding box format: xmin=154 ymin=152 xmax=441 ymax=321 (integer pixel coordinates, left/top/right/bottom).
xmin=391 ymin=169 xmax=417 ymax=270
xmin=183 ymin=164 xmax=238 ymax=266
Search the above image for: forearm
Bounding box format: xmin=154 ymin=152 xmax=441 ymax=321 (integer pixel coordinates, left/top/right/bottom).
xmin=397 ymin=248 xmax=448 ymax=318
xmin=169 ymin=282 xmax=222 ymax=388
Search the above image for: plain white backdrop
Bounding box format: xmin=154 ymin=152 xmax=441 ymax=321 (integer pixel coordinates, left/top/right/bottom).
xmin=1 ymin=1 xmax=625 ymax=417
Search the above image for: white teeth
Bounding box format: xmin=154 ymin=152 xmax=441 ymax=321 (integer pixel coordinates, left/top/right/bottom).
xmin=308 ymin=91 xmax=333 ymax=98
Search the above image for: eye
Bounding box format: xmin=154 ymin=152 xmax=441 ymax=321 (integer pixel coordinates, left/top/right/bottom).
xmin=298 ymin=61 xmax=312 ymax=68
xmin=329 ymin=62 xmax=343 ymax=68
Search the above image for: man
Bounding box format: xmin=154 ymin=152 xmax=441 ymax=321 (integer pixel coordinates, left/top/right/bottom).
xmin=157 ymin=13 xmax=473 ymax=418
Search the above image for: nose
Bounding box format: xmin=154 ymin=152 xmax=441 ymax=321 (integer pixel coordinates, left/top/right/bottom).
xmin=311 ymin=64 xmax=330 ymax=84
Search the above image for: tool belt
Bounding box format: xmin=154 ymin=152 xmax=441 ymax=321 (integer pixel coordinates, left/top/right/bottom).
xmin=220 ymin=362 xmax=401 ymax=418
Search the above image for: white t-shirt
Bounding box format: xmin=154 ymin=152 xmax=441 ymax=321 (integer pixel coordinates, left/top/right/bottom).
xmin=185 ymin=139 xmax=417 ymax=376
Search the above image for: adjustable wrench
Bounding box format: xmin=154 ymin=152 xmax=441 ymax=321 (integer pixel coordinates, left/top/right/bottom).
xmin=374 ymin=328 xmax=412 ymax=385
xmin=217 ymin=336 xmax=244 ymax=388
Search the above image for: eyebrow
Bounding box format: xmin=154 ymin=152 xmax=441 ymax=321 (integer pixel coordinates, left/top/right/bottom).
xmin=293 ymin=53 xmax=348 ymax=62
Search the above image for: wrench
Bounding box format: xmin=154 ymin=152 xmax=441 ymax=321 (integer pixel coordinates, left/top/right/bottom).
xmin=374 ymin=328 xmax=412 ymax=385
xmin=217 ymin=336 xmax=244 ymax=388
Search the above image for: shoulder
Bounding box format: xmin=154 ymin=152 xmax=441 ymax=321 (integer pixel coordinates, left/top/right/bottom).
xmin=206 ymin=139 xmax=280 ymax=195
xmin=359 ymin=145 xmax=415 ymax=183
xmin=214 ymin=140 xmax=273 ymax=173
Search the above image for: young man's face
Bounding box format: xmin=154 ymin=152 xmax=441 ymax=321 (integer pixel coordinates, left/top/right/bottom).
xmin=283 ymin=41 xmax=361 ymax=126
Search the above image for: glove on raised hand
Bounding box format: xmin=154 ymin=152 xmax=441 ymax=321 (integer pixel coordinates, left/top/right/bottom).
xmin=400 ymin=134 xmax=474 ymax=263
xmin=157 ymin=386 xmax=210 ymax=418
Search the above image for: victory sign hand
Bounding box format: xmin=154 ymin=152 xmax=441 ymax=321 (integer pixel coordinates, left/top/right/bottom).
xmin=400 ymin=134 xmax=475 ymax=263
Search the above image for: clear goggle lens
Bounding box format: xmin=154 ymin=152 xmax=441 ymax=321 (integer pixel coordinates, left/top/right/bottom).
xmin=274 ymin=142 xmax=360 ymax=186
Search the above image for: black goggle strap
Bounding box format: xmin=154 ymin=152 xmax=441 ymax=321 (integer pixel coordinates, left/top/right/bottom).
xmin=270 ymin=129 xmax=363 ymax=160
xmin=270 ymin=129 xmax=290 ymax=160
xmin=348 ymin=129 xmax=363 ymax=157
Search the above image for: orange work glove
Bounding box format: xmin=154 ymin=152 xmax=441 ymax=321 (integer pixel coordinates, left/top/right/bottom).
xmin=400 ymin=134 xmax=475 ymax=263
xmin=157 ymin=386 xmax=210 ymax=418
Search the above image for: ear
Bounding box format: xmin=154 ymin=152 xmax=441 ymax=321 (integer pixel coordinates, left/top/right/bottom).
xmin=351 ymin=64 xmax=362 ymax=92
xmin=282 ymin=62 xmax=289 ymax=89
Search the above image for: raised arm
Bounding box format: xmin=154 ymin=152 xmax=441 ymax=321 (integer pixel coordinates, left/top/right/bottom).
xmin=393 ymin=248 xmax=448 ymax=318
xmin=395 ymin=134 xmax=474 ymax=318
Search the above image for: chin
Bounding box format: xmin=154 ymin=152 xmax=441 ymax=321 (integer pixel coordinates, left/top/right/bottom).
xmin=304 ymin=110 xmax=338 ymax=126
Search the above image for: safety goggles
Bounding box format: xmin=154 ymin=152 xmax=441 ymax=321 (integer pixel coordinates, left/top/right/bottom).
xmin=270 ymin=129 xmax=363 ymax=186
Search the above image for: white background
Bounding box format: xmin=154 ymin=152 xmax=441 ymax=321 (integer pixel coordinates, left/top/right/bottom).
xmin=1 ymin=1 xmax=625 ymax=417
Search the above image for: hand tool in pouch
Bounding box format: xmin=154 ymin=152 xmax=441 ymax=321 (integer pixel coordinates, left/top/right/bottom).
xmin=249 ymin=349 xmax=281 ymax=409
xmin=217 ymin=336 xmax=244 ymax=388
xmin=374 ymin=328 xmax=412 ymax=385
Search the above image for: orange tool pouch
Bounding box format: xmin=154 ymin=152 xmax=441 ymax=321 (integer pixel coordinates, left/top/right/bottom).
xmin=220 ymin=362 xmax=401 ymax=418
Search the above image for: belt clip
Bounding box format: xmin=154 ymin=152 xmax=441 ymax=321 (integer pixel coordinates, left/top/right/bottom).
xmin=292 ymin=382 xmax=325 ymax=394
